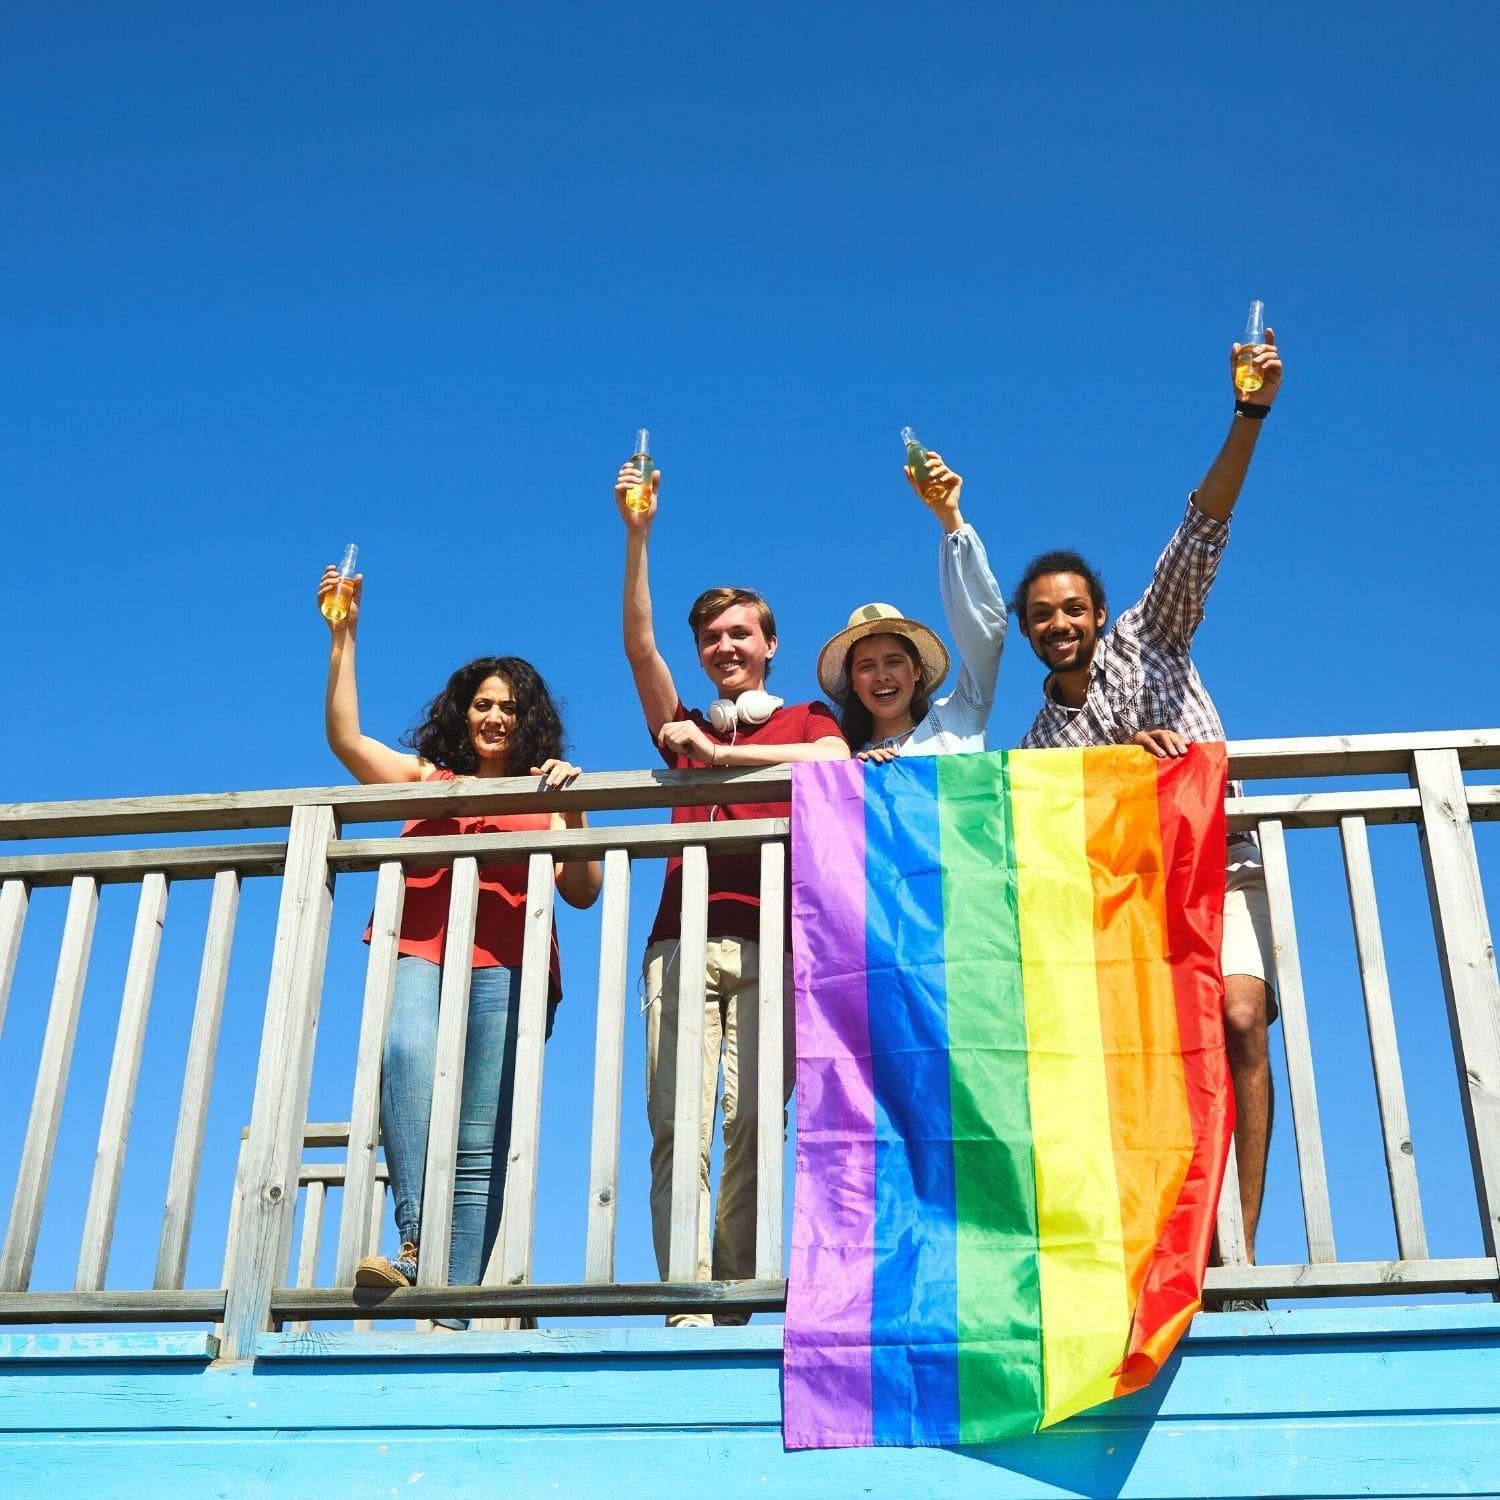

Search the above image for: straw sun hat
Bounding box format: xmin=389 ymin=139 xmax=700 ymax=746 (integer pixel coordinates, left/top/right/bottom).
xmin=816 ymin=603 xmax=950 ymax=701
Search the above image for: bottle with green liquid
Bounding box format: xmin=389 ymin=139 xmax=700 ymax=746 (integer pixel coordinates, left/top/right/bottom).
xmin=901 ymin=426 xmax=946 ymax=503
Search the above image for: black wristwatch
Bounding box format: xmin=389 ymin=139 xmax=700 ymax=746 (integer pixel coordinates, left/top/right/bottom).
xmin=1234 ymin=400 xmax=1270 ymax=420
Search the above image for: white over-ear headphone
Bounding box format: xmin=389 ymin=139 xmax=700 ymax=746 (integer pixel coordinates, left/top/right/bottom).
xmin=707 ymin=689 xmax=783 ymax=733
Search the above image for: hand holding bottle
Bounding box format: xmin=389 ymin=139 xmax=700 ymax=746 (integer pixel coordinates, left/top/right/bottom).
xmin=317 ymin=564 xmax=363 ymax=632
xmin=1231 ymin=304 xmax=1283 ymax=408
xmin=614 ymin=459 xmax=659 ymax=528
xmin=902 ymin=437 xmax=964 ymax=532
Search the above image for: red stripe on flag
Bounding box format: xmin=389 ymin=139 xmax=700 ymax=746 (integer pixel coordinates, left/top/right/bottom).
xmin=1115 ymin=743 xmax=1234 ymax=1391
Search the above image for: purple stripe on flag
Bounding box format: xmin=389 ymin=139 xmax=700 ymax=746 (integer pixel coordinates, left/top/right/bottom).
xmin=784 ymin=759 xmax=876 ymax=1449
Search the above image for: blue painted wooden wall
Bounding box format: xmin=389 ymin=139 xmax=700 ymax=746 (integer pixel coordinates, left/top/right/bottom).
xmin=2 ymin=1306 xmax=1498 ymax=1497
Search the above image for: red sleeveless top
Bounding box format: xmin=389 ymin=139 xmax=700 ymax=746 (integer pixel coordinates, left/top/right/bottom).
xmin=365 ymin=768 xmax=563 ymax=999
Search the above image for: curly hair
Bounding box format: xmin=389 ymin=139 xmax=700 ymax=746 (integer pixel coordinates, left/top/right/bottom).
xmin=1010 ymin=549 xmax=1108 ymax=619
xmin=402 ymin=656 xmax=567 ymax=775
xmin=834 ymin=635 xmax=932 ymax=750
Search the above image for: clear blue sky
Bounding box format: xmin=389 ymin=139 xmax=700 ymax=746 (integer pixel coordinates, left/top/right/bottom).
xmin=3 ymin=5 xmax=1497 ymax=1318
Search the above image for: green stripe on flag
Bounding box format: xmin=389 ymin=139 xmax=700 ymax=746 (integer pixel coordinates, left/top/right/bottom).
xmin=937 ymin=752 xmax=1044 ymax=1441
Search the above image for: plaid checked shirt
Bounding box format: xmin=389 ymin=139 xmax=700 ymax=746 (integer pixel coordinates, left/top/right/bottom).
xmin=1020 ymin=498 xmax=1244 ymax=829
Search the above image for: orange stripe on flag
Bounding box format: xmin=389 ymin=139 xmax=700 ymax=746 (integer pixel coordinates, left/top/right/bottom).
xmin=1082 ymin=748 xmax=1195 ymax=1397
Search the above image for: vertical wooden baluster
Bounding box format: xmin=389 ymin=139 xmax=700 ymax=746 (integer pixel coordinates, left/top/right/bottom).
xmin=157 ymin=870 xmax=240 ymax=1290
xmin=1215 ymin=1146 xmax=1250 ymax=1268
xmin=583 ymin=850 xmax=630 ymax=1284
xmin=334 ymin=860 xmax=405 ymax=1284
xmin=1412 ymin=748 xmax=1500 ymax=1260
xmin=668 ymin=845 xmax=711 ymax=1286
xmin=77 ymin=872 xmax=169 ymax=1290
xmin=355 ymin=1173 xmax=386 ymax=1334
xmin=755 ymin=841 xmax=786 ymax=1281
xmin=489 ymin=853 xmax=558 ymax=1291
xmin=0 ymin=879 xmax=29 ymax=1043
xmin=220 ymin=804 xmax=336 ymax=1361
xmin=1259 ymin=819 xmax=1337 ymax=1263
xmin=290 ymin=1180 xmax=327 ymax=1334
xmin=0 ymin=875 xmax=100 ymax=1292
xmin=1340 ymin=815 xmax=1429 ymax=1259
xmin=415 ymin=856 xmax=480 ymax=1294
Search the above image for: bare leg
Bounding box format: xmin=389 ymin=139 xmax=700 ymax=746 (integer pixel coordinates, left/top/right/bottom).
xmin=1223 ymin=974 xmax=1274 ymax=1262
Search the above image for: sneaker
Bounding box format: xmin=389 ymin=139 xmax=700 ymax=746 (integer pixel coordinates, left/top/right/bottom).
xmin=355 ymin=1241 xmax=419 ymax=1288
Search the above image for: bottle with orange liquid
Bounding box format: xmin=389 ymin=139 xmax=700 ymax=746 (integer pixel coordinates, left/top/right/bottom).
xmin=320 ymin=543 xmax=359 ymax=625
xmin=1234 ymin=300 xmax=1267 ymax=395
xmin=901 ymin=426 xmax=947 ymax=504
xmin=624 ymin=428 xmax=655 ymax=513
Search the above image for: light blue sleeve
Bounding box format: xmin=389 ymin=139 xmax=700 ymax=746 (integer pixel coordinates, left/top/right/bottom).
xmin=937 ymin=522 xmax=1007 ymax=716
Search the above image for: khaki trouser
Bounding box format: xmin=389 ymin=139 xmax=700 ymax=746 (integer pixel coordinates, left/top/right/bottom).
xmin=644 ymin=937 xmax=795 ymax=1327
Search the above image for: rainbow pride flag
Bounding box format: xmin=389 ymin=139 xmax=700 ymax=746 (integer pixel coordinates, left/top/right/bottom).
xmin=784 ymin=744 xmax=1232 ymax=1449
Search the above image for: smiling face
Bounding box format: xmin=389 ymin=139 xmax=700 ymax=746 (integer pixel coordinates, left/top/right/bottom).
xmin=465 ymin=674 xmax=518 ymax=769
xmin=847 ymin=633 xmax=920 ymax=734
xmin=695 ymin=602 xmax=776 ymax=697
xmin=1019 ymin=572 xmax=1107 ymax=678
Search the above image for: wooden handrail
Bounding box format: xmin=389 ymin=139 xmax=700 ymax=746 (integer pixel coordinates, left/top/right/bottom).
xmin=3 ymin=727 xmax=1498 ymax=842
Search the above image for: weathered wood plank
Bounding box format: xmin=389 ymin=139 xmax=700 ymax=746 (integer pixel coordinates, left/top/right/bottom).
xmin=0 ymin=769 xmax=790 ymax=840
xmin=354 ymin=1180 xmax=385 ymax=1334
xmin=219 ymin=805 xmax=337 ymax=1360
xmin=289 ymin=1181 xmax=327 ymax=1334
xmin=331 ymin=818 xmax=786 ymax=871
xmin=1214 ymin=1138 xmax=1249 ymax=1266
xmin=489 ymin=853 xmax=557 ymax=1290
xmin=668 ymin=845 xmax=711 ymax=1283
xmin=219 ymin=1138 xmax=248 ymax=1299
xmin=299 ymin=1162 xmax=389 ymax=1186
xmin=0 ymin=1289 xmax=226 ymax=1323
xmin=1258 ymin=819 xmax=1338 ymax=1263
xmin=583 ymin=849 xmax=630 ymax=1284
xmin=245 ymin=1302 xmax=1494 ymax=1358
xmin=755 ymin=841 xmax=786 ymax=1280
xmin=253 ymin=1121 xmax=353 ymax=1148
xmin=0 ymin=1331 xmax=219 ymax=1360
xmin=0 ymin=842 xmax=286 ymax=887
xmin=273 ymin=1278 xmax=789 ymax=1323
xmin=1204 ymin=1254 xmax=1499 ymax=1299
xmin=0 ymin=875 xmax=99 ymax=1292
xmin=415 ymin=856 xmax=480 ymax=1290
xmin=1224 ymin=787 xmax=1421 ymax=832
xmin=0 ymin=879 xmax=27 ymax=1042
xmin=1 ymin=728 xmax=1493 ymax=839
xmin=1338 ymin=815 xmax=1428 ymax=1259
xmin=156 ymin=870 xmax=240 ymax=1290
xmin=1469 ymin=784 xmax=1500 ymax=820
xmin=77 ymin=872 xmax=169 ymax=1291
xmin=333 ymin=860 xmax=404 ymax=1285
xmin=1227 ymin=726 xmax=1500 ymax=779
xmin=1412 ymin=747 xmax=1500 ymax=1257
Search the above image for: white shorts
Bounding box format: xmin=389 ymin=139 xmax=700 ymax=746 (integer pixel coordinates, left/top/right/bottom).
xmin=1224 ymin=839 xmax=1278 ymax=1020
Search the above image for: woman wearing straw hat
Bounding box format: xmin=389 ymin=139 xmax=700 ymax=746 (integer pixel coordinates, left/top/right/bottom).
xmin=817 ymin=450 xmax=1007 ymax=759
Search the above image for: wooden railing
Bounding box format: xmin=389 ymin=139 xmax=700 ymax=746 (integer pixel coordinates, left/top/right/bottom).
xmin=0 ymin=729 xmax=1496 ymax=1358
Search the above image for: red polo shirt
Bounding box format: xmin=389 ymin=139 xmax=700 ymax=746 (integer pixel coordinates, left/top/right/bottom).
xmin=647 ymin=698 xmax=843 ymax=947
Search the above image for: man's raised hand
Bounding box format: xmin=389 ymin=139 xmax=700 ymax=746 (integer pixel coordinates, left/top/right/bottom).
xmin=1231 ymin=326 xmax=1283 ymax=407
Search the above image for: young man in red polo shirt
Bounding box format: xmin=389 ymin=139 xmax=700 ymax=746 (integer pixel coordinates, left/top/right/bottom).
xmin=616 ymin=460 xmax=848 ymax=1325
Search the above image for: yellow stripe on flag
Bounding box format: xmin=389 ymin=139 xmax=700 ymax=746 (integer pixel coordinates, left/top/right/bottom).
xmin=1009 ymin=749 xmax=1132 ymax=1427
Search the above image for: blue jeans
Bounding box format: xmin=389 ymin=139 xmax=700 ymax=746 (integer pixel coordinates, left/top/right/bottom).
xmin=380 ymin=956 xmax=556 ymax=1323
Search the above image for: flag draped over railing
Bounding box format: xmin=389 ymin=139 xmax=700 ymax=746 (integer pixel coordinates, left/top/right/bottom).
xmin=783 ymin=744 xmax=1233 ymax=1449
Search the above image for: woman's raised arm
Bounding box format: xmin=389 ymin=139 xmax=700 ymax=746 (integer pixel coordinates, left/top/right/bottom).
xmin=319 ymin=566 xmax=428 ymax=786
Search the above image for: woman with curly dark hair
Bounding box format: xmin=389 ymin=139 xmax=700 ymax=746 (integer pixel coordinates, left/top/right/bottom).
xmin=318 ymin=563 xmax=600 ymax=1323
